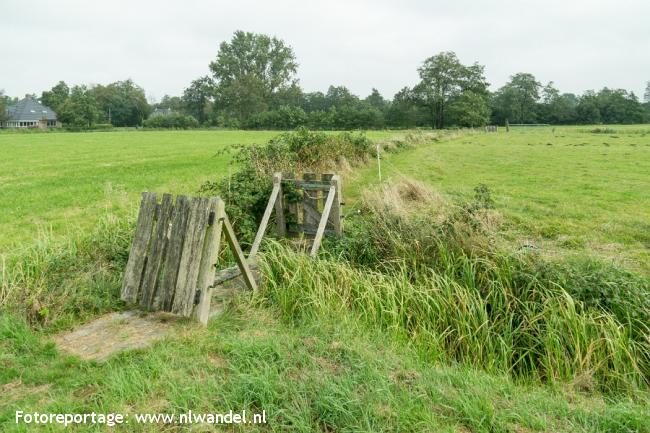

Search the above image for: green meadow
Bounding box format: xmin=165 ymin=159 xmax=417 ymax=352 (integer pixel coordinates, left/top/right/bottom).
xmin=0 ymin=130 xmax=398 ymax=251
xmin=354 ymin=126 xmax=650 ymax=273
xmin=2 ymin=127 xmax=649 ymax=272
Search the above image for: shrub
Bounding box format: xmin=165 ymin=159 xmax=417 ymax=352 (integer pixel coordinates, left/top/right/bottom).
xmin=199 ymin=128 xmax=373 ymax=243
xmin=143 ymin=113 xmax=199 ymax=129
xmin=87 ymin=123 xmax=113 ymax=130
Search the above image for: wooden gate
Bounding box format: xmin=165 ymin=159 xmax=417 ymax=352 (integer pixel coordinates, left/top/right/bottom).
xmin=250 ymin=172 xmax=343 ymax=257
xmin=120 ymin=192 xmax=256 ymax=325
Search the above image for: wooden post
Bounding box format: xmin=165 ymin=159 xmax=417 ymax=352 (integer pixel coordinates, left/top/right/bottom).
xmin=194 ymin=198 xmax=224 ymax=325
xmin=250 ymin=172 xmax=281 ymax=258
xmin=273 ymin=172 xmax=286 ymax=238
xmin=222 ymin=214 xmax=258 ymax=292
xmin=284 ymin=172 xmax=298 ymax=233
xmin=310 ymin=184 xmax=336 ymax=257
xmin=330 ymin=175 xmax=342 ymax=236
xmin=302 ymin=173 xmax=319 ymax=232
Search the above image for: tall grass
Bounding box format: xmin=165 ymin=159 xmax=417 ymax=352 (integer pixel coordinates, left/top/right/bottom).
xmin=258 ymin=179 xmax=649 ymax=395
xmin=259 ymin=244 xmax=648 ymax=394
xmin=0 ymin=214 xmax=132 ymax=330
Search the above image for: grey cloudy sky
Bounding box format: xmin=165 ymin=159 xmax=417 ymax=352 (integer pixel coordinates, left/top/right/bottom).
xmin=1 ymin=0 xmax=649 ymax=101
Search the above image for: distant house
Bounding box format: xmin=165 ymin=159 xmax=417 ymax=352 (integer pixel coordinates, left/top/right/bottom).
xmin=2 ymin=97 xmax=61 ymax=128
xmin=149 ymin=107 xmax=175 ymax=118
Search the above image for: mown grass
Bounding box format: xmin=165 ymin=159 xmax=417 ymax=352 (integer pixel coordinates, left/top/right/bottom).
xmin=0 ymin=130 xmax=398 ymax=251
xmin=348 ymin=125 xmax=650 ymax=273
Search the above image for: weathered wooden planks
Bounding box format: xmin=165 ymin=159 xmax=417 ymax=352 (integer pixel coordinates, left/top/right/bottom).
xmin=302 ymin=173 xmax=320 ymax=230
xmin=171 ymin=197 xmax=211 ymax=317
xmin=121 ymin=193 xmax=226 ymax=322
xmin=158 ymin=195 xmax=190 ymax=311
xmin=139 ymin=193 xmax=173 ymax=309
xmin=121 ymin=192 xmax=158 ymax=303
xmin=194 ymin=198 xmax=224 ymax=325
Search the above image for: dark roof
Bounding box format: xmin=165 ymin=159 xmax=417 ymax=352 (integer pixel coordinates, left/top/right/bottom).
xmin=7 ymin=97 xmax=57 ymax=121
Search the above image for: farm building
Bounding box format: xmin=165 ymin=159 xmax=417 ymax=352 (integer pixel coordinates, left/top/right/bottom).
xmin=1 ymin=97 xmax=61 ymax=128
xmin=149 ymin=107 xmax=175 ymax=118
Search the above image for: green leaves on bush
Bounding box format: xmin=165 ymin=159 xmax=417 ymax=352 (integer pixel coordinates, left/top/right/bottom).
xmin=143 ymin=113 xmax=199 ymax=129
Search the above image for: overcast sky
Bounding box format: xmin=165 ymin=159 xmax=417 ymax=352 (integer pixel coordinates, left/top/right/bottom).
xmin=1 ymin=0 xmax=649 ymax=101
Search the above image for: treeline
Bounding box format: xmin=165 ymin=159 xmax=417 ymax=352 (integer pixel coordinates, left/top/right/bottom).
xmin=8 ymin=30 xmax=650 ymax=129
xmin=37 ymin=80 xmax=150 ymax=128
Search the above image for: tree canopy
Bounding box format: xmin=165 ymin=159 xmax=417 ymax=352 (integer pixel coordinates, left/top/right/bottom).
xmin=412 ymin=52 xmax=489 ymax=128
xmin=210 ymin=31 xmax=298 ymax=123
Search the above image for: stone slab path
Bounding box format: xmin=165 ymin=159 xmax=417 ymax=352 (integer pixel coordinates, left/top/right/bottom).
xmin=53 ymin=273 xmax=252 ymax=361
xmin=53 ymin=311 xmax=179 ymax=361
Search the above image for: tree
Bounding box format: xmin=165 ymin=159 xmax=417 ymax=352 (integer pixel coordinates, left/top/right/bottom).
xmin=538 ymin=82 xmax=577 ymax=124
xmin=448 ymin=91 xmax=490 ymax=127
xmin=644 ymin=81 xmax=650 ymax=104
xmin=40 ymin=81 xmax=70 ymax=112
xmin=325 ymin=86 xmax=359 ymax=109
xmin=413 ymin=51 xmax=489 ymax=128
xmin=57 ymin=85 xmax=99 ymax=128
xmin=89 ymin=80 xmax=151 ymax=126
xmin=210 ymin=31 xmax=298 ymax=122
xmin=596 ymin=88 xmax=645 ymax=124
xmin=182 ymin=76 xmax=214 ymax=124
xmin=156 ymin=95 xmax=184 ymax=112
xmin=0 ymin=90 xmax=9 ymax=123
xmin=365 ymin=88 xmax=388 ymax=112
xmin=575 ymin=91 xmax=601 ymax=124
xmin=492 ymin=73 xmax=541 ymax=124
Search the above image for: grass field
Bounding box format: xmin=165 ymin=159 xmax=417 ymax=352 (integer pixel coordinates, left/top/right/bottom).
xmin=1 ymin=127 xmax=649 ymax=432
xmin=0 ymin=130 xmax=398 ymax=251
xmin=2 ymin=127 xmax=648 ymax=271
xmin=354 ymin=126 xmax=650 ymax=273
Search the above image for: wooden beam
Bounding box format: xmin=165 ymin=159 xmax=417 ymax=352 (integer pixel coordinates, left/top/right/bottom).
xmin=194 ymin=198 xmax=225 ymax=325
xmin=330 ymin=175 xmax=343 ymax=236
xmin=310 ymin=184 xmax=336 ymax=257
xmin=222 ymin=214 xmax=258 ymax=292
xmin=273 ymin=172 xmax=286 ymax=238
xmin=302 ymin=173 xmax=320 ymax=228
xmin=250 ymin=173 xmax=281 ymax=258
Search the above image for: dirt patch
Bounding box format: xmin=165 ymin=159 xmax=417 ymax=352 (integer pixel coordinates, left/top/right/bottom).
xmin=2 ymin=380 xmax=52 ymax=405
xmin=53 ymin=310 xmax=180 ymax=361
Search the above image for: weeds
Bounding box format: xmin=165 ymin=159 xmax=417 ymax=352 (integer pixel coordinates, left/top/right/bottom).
xmin=0 ymin=214 xmax=132 ymax=330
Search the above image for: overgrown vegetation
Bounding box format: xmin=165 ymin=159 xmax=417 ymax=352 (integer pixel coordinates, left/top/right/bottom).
xmin=196 ymin=129 xmax=649 ymax=395
xmin=143 ymin=113 xmax=199 ymax=129
xmin=0 ymin=214 xmax=132 ymax=331
xmin=199 ymin=127 xmax=374 ymax=242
